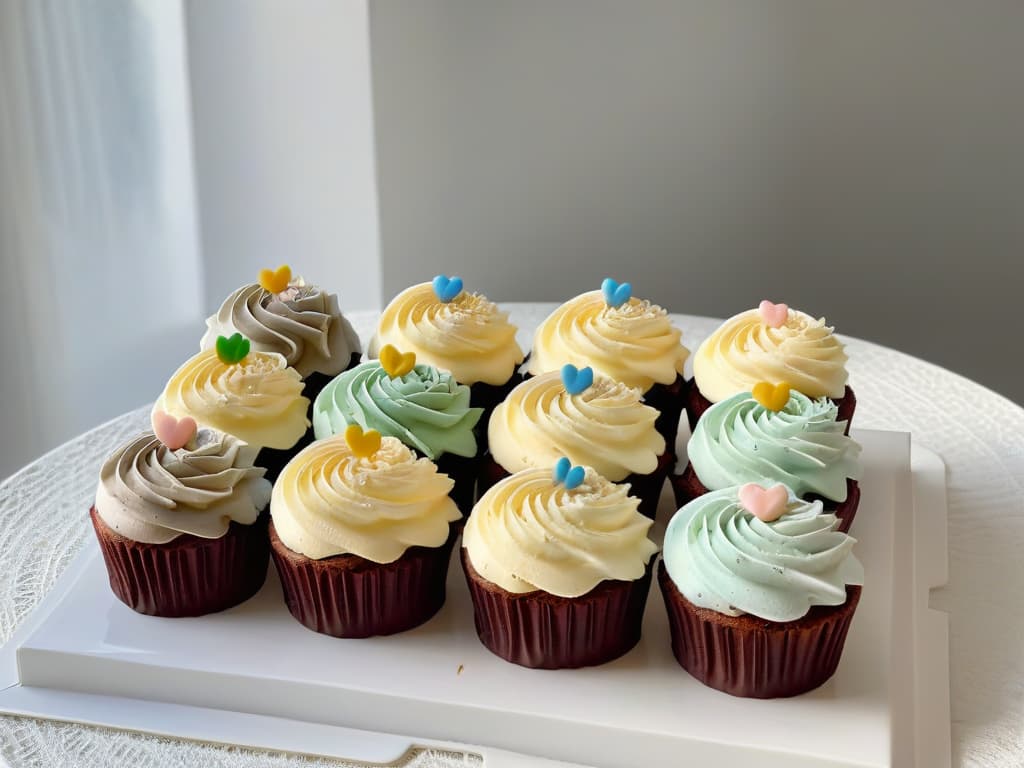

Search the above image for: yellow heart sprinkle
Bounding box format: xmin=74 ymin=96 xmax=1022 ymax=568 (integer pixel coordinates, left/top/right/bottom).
xmin=752 ymin=381 xmax=792 ymax=412
xmin=258 ymin=264 xmax=292 ymax=294
xmin=379 ymin=344 xmax=416 ymax=378
xmin=345 ymin=424 xmax=382 ymax=459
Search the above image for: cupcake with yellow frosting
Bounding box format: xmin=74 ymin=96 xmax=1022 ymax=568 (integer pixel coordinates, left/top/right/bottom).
xmin=689 ymin=300 xmax=855 ymax=431
xmin=154 ymin=334 xmax=310 ymax=480
xmin=673 ymin=384 xmax=862 ymax=531
xmin=312 ymin=352 xmax=482 ymax=515
xmin=481 ymin=366 xmax=669 ymax=519
xmin=659 ymin=484 xmax=863 ymax=697
xmin=527 ymin=279 xmax=690 ymax=455
xmin=368 ymin=276 xmax=524 ymax=444
xmin=269 ymin=429 xmax=461 ymax=637
xmin=201 ymin=265 xmax=361 ymax=405
xmin=462 ymin=462 xmax=658 ymax=668
xmin=90 ymin=417 xmax=272 ymax=617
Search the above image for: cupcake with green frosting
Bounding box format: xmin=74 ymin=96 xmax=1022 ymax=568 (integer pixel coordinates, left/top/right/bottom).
xmin=313 ymin=348 xmax=483 ymax=514
xmin=659 ymin=483 xmax=864 ymax=697
xmin=672 ymin=383 xmax=862 ymax=531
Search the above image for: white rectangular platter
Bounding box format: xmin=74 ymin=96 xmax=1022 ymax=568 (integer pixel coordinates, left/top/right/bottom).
xmin=0 ymin=430 xmax=950 ymax=768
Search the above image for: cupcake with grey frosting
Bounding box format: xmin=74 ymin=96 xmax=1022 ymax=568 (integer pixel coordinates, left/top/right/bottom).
xmin=659 ymin=484 xmax=863 ymax=697
xmin=90 ymin=419 xmax=272 ymax=617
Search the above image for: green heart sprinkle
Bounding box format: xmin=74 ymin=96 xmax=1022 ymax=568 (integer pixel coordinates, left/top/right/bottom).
xmin=215 ymin=333 xmax=250 ymax=365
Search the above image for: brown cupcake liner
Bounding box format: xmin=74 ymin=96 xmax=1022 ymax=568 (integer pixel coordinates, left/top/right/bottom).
xmin=643 ymin=374 xmax=691 ymax=459
xmin=269 ymin=521 xmax=457 ymax=638
xmin=686 ymin=384 xmax=857 ymax=436
xmin=462 ymin=549 xmax=653 ymax=669
xmin=670 ymin=462 xmax=860 ymax=533
xmin=477 ymin=452 xmax=671 ymax=521
xmin=90 ymin=507 xmax=270 ymax=617
xmin=658 ymin=562 xmax=861 ymax=698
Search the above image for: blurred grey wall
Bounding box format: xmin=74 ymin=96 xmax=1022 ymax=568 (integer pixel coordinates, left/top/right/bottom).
xmin=370 ymin=1 xmax=1024 ymax=403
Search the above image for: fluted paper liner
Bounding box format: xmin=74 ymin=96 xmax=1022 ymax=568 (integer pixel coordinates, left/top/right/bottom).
xmin=461 ymin=549 xmax=653 ymax=669
xmin=658 ymin=561 xmax=861 ymax=698
xmin=642 ymin=373 xmax=690 ymax=459
xmin=90 ymin=507 xmax=270 ymax=617
xmin=670 ymin=462 xmax=861 ymax=533
xmin=478 ymin=452 xmax=671 ymax=522
xmin=687 ymin=384 xmax=857 ymax=435
xmin=269 ymin=521 xmax=457 ymax=638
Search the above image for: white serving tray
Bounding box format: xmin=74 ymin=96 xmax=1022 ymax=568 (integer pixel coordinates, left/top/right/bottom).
xmin=0 ymin=430 xmax=949 ymax=768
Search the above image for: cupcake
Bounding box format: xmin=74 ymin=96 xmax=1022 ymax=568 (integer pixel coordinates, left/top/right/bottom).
xmin=659 ymin=484 xmax=864 ymax=698
xmin=689 ymin=300 xmax=855 ymax=431
xmin=673 ymin=383 xmax=862 ymax=531
xmin=201 ymin=265 xmax=361 ymax=404
xmin=527 ymin=279 xmax=689 ymax=455
xmin=90 ymin=414 xmax=272 ymax=617
xmin=312 ymin=350 xmax=482 ymax=515
xmin=368 ymin=276 xmax=524 ymax=445
xmin=155 ymin=334 xmax=310 ymax=480
xmin=481 ymin=366 xmax=669 ymax=520
xmin=462 ymin=462 xmax=658 ymax=669
xmin=269 ymin=429 xmax=461 ymax=638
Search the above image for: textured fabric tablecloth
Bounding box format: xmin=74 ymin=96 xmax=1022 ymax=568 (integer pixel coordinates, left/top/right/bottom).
xmin=1 ymin=305 xmax=1021 ymax=768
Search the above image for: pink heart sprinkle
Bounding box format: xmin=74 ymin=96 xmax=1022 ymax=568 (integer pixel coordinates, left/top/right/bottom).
xmin=152 ymin=410 xmax=197 ymax=451
xmin=738 ymin=483 xmax=789 ymax=523
xmin=758 ymin=300 xmax=789 ymax=328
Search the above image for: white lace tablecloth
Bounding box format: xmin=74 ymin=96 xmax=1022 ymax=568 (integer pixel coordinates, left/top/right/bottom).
xmin=1 ymin=305 xmax=1022 ymax=768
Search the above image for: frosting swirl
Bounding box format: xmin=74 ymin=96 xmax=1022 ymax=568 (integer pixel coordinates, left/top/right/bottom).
xmin=155 ymin=349 xmax=309 ymax=449
xmin=94 ymin=430 xmax=271 ymax=544
xmin=488 ymin=371 xmax=665 ymax=481
xmin=662 ymin=486 xmax=863 ymax=622
xmin=200 ymin=283 xmax=361 ymax=379
xmin=528 ymin=290 xmax=689 ymax=393
xmin=368 ymin=282 xmax=524 ymax=385
xmin=463 ymin=467 xmax=658 ymax=597
xmin=689 ymin=390 xmax=861 ymax=501
xmin=271 ymin=435 xmax=459 ymax=562
xmin=693 ymin=307 xmax=849 ymax=403
xmin=312 ymin=362 xmax=481 ymax=459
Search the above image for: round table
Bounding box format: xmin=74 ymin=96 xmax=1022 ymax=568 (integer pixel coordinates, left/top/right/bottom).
xmin=1 ymin=305 xmax=1021 ymax=768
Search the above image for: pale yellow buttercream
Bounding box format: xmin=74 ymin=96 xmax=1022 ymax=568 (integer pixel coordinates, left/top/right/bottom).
xmin=271 ymin=435 xmax=460 ymax=562
xmin=692 ymin=308 xmax=849 ymax=403
xmin=488 ymin=371 xmax=664 ymax=481
xmin=463 ymin=467 xmax=658 ymax=598
xmin=155 ymin=349 xmax=309 ymax=450
xmin=368 ymin=282 xmax=523 ymax=385
xmin=527 ymin=290 xmax=688 ymax=392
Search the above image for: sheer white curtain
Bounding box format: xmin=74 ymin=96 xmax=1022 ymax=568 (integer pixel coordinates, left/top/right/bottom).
xmin=0 ymin=0 xmax=381 ymax=480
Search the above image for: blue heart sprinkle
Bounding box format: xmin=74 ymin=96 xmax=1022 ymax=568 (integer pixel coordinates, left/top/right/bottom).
xmin=432 ymin=274 xmax=463 ymax=303
xmin=561 ymin=364 xmax=594 ymax=395
xmin=601 ymin=277 xmax=632 ymax=308
xmin=553 ymin=456 xmax=571 ymax=484
xmin=564 ymin=465 xmax=586 ymax=490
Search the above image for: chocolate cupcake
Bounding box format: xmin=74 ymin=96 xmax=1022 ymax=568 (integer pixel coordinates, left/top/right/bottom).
xmin=481 ymin=367 xmax=670 ymax=520
xmin=659 ymin=484 xmax=864 ymax=698
xmin=269 ymin=430 xmax=461 ymax=638
xmin=201 ymin=265 xmax=362 ymax=405
xmin=90 ymin=418 xmax=272 ymax=617
xmin=689 ymin=300 xmax=855 ymax=431
xmin=155 ymin=335 xmax=310 ymax=480
xmin=673 ymin=384 xmax=862 ymax=531
xmin=462 ymin=463 xmax=658 ymax=669
xmin=527 ymin=279 xmax=690 ymax=455
xmin=312 ymin=352 xmax=482 ymax=515
xmin=368 ymin=276 xmax=524 ymax=449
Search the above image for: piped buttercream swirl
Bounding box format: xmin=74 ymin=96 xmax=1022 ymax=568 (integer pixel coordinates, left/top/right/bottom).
xmin=271 ymin=435 xmax=460 ymax=562
xmin=94 ymin=430 xmax=271 ymax=544
xmin=463 ymin=467 xmax=658 ymax=597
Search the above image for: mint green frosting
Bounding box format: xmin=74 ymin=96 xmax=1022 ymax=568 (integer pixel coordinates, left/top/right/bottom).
xmin=663 ymin=486 xmax=863 ymax=622
xmin=688 ymin=389 xmax=861 ymax=501
xmin=312 ymin=362 xmax=482 ymax=459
